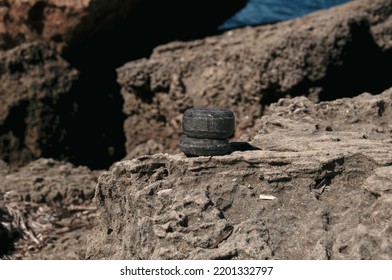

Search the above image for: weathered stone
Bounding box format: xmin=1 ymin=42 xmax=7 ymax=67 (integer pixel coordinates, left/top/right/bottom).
xmin=0 ymin=158 xmax=98 ymax=203
xmin=0 ymin=158 xmax=99 ymax=259
xmin=0 ymin=41 xmax=78 ymax=166
xmin=117 ymin=0 xmax=392 ymax=157
xmin=86 ymin=87 xmax=392 ymax=260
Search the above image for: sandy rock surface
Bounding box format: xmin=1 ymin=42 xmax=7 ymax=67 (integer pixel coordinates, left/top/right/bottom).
xmin=117 ymin=0 xmax=392 ymax=157
xmin=0 ymin=158 xmax=97 ymax=203
xmin=86 ymin=88 xmax=392 ymax=260
xmin=0 ymin=158 xmax=99 ymax=259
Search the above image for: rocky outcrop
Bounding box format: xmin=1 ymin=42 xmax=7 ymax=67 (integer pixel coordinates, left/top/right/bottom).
xmin=0 ymin=0 xmax=141 ymax=49
xmin=0 ymin=41 xmax=79 ymax=167
xmin=117 ymin=0 xmax=392 ymax=157
xmin=86 ymin=87 xmax=392 ymax=260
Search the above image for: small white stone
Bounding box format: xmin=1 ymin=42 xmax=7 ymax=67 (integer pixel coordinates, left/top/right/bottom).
xmin=259 ymin=194 xmax=276 ymax=200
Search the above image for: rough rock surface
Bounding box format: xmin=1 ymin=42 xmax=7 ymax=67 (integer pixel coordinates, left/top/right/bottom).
xmin=0 ymin=158 xmax=99 ymax=259
xmin=0 ymin=0 xmax=141 ymax=49
xmin=86 ymin=88 xmax=392 ymax=260
xmin=0 ymin=158 xmax=98 ymax=203
xmin=0 ymin=41 xmax=79 ymax=167
xmin=117 ymin=0 xmax=392 ymax=157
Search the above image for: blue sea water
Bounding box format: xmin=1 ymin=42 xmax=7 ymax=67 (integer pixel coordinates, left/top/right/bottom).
xmin=219 ymin=0 xmax=351 ymax=30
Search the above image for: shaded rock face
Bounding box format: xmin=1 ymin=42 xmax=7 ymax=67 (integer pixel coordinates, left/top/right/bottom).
xmin=0 ymin=0 xmax=247 ymax=169
xmin=0 ymin=0 xmax=141 ymax=50
xmin=0 ymin=41 xmax=79 ymax=167
xmin=59 ymin=0 xmax=247 ymax=169
xmin=86 ymin=88 xmax=392 ymax=260
xmin=0 ymin=0 xmax=246 ymax=50
xmin=117 ymin=0 xmax=392 ymax=157
xmin=0 ymin=0 xmax=143 ymax=169
xmin=0 ymin=40 xmax=127 ymax=169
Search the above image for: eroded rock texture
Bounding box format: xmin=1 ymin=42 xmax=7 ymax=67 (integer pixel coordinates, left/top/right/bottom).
xmin=0 ymin=158 xmax=99 ymax=259
xmin=0 ymin=41 xmax=79 ymax=167
xmin=117 ymin=0 xmax=392 ymax=157
xmin=86 ymin=88 xmax=392 ymax=260
xmin=0 ymin=158 xmax=98 ymax=203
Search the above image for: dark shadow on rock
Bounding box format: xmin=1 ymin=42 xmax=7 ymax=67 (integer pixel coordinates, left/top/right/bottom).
xmin=230 ymin=142 xmax=261 ymax=153
xmin=259 ymin=18 xmax=392 ymax=108
xmin=61 ymin=0 xmax=246 ymax=169
xmin=0 ymin=208 xmax=18 ymax=258
xmin=60 ymin=73 xmax=127 ymax=170
xmin=318 ymin=19 xmax=392 ymax=101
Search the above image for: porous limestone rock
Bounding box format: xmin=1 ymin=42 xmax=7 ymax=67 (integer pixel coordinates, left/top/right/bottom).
xmin=0 ymin=41 xmax=78 ymax=166
xmin=86 ymin=88 xmax=392 ymax=259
